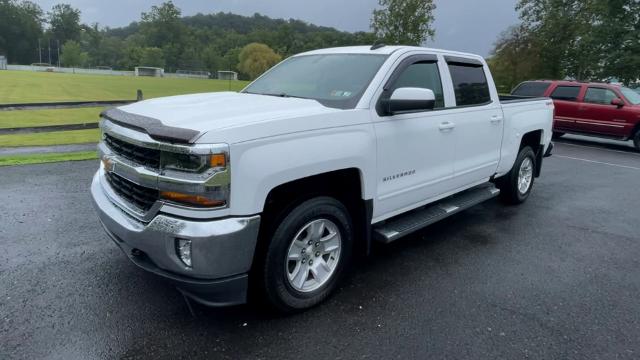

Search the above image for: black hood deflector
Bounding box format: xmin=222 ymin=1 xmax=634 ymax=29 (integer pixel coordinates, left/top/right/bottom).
xmin=100 ymin=108 xmax=200 ymax=144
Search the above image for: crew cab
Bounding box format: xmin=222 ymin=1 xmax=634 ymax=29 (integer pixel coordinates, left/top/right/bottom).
xmin=512 ymin=80 xmax=640 ymax=150
xmin=91 ymin=45 xmax=554 ymax=312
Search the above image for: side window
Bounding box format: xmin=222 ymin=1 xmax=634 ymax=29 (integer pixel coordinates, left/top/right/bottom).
xmin=392 ymin=61 xmax=445 ymax=109
xmin=550 ymin=86 xmax=581 ymax=101
xmin=512 ymin=82 xmax=551 ymax=97
xmin=448 ymin=64 xmax=491 ymax=106
xmin=584 ymin=87 xmax=618 ymax=105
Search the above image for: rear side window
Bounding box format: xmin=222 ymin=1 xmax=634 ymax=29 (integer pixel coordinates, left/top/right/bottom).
xmin=448 ymin=64 xmax=491 ymax=106
xmin=512 ymin=82 xmax=551 ymax=97
xmin=392 ymin=62 xmax=445 ymax=109
xmin=550 ymin=86 xmax=581 ymax=101
xmin=584 ymin=87 xmax=618 ymax=105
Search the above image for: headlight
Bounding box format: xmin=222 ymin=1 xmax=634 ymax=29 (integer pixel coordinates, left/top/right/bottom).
xmin=158 ymin=145 xmax=230 ymax=208
xmin=160 ymin=152 xmax=227 ymax=173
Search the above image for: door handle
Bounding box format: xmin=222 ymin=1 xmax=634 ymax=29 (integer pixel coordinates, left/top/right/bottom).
xmin=490 ymin=115 xmax=503 ymax=124
xmin=439 ymin=122 xmax=456 ymax=131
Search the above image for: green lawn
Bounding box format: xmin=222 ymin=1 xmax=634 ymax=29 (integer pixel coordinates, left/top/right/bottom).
xmin=0 ymin=71 xmax=249 ymax=165
xmin=0 ymin=151 xmax=97 ymax=166
xmin=0 ymin=128 xmax=100 ymax=147
xmin=0 ymin=70 xmax=248 ymax=104
xmin=0 ymin=107 xmax=104 ymax=129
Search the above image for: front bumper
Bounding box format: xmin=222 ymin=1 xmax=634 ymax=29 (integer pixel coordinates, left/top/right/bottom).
xmin=91 ymin=171 xmax=261 ymax=306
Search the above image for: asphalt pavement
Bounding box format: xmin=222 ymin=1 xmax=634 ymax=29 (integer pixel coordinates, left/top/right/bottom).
xmin=1 ymin=135 xmax=639 ymax=359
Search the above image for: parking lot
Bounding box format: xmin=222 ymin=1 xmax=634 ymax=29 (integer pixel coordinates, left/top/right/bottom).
xmin=1 ymin=135 xmax=639 ymax=360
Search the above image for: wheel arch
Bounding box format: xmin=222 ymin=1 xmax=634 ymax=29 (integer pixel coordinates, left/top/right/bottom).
xmin=255 ymin=168 xmax=373 ymax=272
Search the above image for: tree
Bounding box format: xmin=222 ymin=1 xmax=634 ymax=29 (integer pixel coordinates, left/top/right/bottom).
xmin=488 ymin=25 xmax=542 ymax=92
xmin=140 ymin=47 xmax=165 ymax=68
xmin=140 ymin=1 xmax=186 ymax=47
xmin=60 ymin=40 xmax=87 ymax=67
xmin=371 ymin=0 xmax=436 ymax=45
xmin=0 ymin=0 xmax=44 ymax=63
xmin=48 ymin=4 xmax=81 ymax=43
xmin=514 ymin=0 xmax=640 ymax=82
xmin=237 ymin=43 xmax=281 ymax=79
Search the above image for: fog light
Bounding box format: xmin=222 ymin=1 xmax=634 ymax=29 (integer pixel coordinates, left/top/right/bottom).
xmin=176 ymin=239 xmax=192 ymax=267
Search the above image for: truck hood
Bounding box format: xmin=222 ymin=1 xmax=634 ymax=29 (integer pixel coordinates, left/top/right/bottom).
xmin=116 ymin=92 xmax=343 ymax=143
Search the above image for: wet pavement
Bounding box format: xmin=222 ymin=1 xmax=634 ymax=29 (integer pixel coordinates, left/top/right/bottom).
xmin=1 ymin=136 xmax=639 ymax=359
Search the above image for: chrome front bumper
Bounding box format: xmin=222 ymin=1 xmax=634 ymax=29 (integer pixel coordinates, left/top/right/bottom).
xmin=91 ymin=171 xmax=261 ymax=306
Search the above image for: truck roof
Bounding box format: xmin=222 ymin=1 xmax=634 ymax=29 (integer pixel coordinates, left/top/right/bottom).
xmin=296 ymin=45 xmax=484 ymax=60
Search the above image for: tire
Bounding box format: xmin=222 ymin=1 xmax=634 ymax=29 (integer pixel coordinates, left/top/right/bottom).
xmin=552 ymin=131 xmax=565 ymax=139
xmin=496 ymin=146 xmax=536 ymax=205
xmin=633 ymin=131 xmax=640 ymax=152
xmin=260 ymin=196 xmax=353 ymax=313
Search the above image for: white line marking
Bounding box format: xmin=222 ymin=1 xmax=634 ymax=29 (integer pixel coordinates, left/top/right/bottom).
xmin=557 ymin=142 xmax=640 ymax=156
xmin=555 ymin=155 xmax=640 ymax=170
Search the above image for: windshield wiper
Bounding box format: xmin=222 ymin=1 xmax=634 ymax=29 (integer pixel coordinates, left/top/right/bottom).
xmin=247 ymin=91 xmax=309 ymax=100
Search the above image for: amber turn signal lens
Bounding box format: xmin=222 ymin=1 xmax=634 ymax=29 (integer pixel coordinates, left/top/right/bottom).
xmin=160 ymin=191 xmax=226 ymax=207
xmin=210 ymin=154 xmax=226 ymax=168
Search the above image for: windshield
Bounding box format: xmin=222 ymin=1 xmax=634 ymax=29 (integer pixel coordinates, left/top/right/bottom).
xmin=620 ymin=87 xmax=640 ymax=105
xmin=243 ymin=54 xmax=389 ymax=109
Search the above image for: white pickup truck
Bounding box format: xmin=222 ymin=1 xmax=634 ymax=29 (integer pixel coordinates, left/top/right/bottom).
xmin=91 ymin=45 xmax=554 ymax=312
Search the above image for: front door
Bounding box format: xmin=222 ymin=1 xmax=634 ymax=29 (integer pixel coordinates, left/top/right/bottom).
xmin=577 ymin=87 xmax=630 ymax=137
xmin=372 ymin=56 xmax=456 ymax=221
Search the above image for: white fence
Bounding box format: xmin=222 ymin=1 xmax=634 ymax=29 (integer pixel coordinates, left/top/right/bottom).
xmin=5 ymin=64 xmax=237 ymax=80
xmin=7 ymin=64 xmax=134 ymax=76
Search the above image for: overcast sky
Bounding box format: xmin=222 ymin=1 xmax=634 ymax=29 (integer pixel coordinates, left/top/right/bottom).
xmin=34 ymin=0 xmax=520 ymax=56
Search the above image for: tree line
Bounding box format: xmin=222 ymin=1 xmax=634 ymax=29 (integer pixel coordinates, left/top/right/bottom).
xmin=489 ymin=0 xmax=640 ymax=91
xmin=0 ymin=0 xmax=438 ymax=79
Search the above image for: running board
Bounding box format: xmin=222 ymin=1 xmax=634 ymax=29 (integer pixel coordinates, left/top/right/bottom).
xmin=373 ymin=184 xmax=500 ymax=244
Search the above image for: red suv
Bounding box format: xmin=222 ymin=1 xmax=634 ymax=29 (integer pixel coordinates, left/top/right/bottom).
xmin=512 ymin=80 xmax=640 ymax=151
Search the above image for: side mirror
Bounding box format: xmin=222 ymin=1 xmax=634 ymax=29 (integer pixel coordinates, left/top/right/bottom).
xmin=611 ymin=98 xmax=624 ymax=107
xmin=383 ymin=87 xmax=436 ymax=115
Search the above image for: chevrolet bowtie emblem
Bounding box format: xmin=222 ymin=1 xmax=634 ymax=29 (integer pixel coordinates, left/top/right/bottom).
xmin=102 ymin=157 xmax=116 ymax=172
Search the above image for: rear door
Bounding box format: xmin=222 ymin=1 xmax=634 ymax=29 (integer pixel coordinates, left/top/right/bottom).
xmin=548 ymin=84 xmax=584 ymax=133
xmin=442 ymin=56 xmax=503 ymax=189
xmin=577 ymin=87 xmax=629 ymax=137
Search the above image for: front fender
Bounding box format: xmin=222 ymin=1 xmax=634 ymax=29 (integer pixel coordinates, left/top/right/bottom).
xmin=228 ymin=124 xmax=376 ymax=215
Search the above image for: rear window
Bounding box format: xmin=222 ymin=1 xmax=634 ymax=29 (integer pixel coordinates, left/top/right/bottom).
xmin=550 ymin=86 xmax=581 ymax=101
xmin=448 ymin=64 xmax=491 ymax=106
xmin=512 ymin=82 xmax=551 ymax=97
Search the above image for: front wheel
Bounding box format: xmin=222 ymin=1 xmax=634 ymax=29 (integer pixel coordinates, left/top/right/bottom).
xmin=496 ymin=146 xmax=536 ymax=205
xmin=261 ymin=196 xmax=353 ymax=313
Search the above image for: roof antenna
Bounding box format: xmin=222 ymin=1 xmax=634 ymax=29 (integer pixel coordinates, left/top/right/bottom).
xmin=370 ymin=41 xmax=386 ymax=50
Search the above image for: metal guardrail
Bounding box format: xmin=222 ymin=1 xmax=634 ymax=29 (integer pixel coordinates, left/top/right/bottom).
xmin=0 ymin=90 xmax=143 ymax=111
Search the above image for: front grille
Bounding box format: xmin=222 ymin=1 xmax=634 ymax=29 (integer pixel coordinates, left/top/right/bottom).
xmin=105 ymin=172 xmax=159 ymax=211
xmin=104 ymin=134 xmax=160 ymax=169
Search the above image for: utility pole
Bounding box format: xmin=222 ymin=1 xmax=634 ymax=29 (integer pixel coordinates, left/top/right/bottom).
xmin=57 ymin=40 xmax=60 ymax=68
xmin=38 ymin=39 xmax=42 ymax=64
xmin=48 ymin=39 xmax=51 ymax=65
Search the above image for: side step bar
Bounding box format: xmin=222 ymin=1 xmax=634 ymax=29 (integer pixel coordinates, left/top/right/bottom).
xmin=372 ymin=184 xmax=500 ymax=244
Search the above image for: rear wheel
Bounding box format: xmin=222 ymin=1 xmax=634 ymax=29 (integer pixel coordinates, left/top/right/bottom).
xmin=260 ymin=196 xmax=353 ymax=313
xmin=496 ymin=146 xmax=536 ymax=205
xmin=633 ymin=131 xmax=640 ymax=152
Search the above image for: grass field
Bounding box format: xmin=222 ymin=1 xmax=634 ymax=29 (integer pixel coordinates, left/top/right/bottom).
xmin=0 ymin=70 xmax=249 ymax=165
xmin=0 ymin=151 xmax=97 ymax=166
xmin=0 ymin=70 xmax=248 ymax=104
xmin=0 ymin=107 xmax=104 ymax=129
